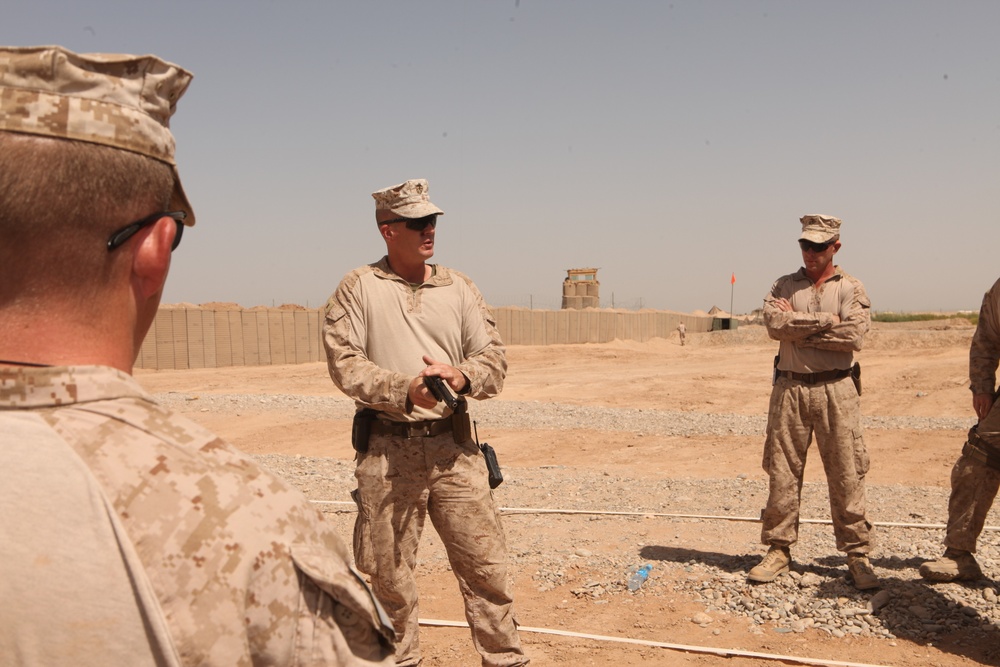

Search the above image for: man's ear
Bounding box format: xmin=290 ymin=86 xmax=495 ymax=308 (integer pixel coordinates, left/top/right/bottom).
xmin=131 ymin=216 xmax=176 ymax=299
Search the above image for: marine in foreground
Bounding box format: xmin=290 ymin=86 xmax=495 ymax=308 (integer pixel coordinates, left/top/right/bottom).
xmin=0 ymin=45 xmax=393 ymax=666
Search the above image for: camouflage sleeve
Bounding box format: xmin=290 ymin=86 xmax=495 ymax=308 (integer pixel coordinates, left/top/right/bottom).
xmin=800 ymin=274 xmax=871 ymax=352
xmin=453 ymin=271 xmax=507 ymax=399
xmin=762 ymin=274 xmax=837 ymax=342
xmin=970 ymin=278 xmax=1000 ymax=395
xmin=323 ymin=270 xmax=413 ymax=414
xmin=286 ymin=542 xmax=397 ymax=666
xmin=48 ymin=395 xmax=397 ymax=666
xmin=244 ymin=517 xmax=398 ymax=665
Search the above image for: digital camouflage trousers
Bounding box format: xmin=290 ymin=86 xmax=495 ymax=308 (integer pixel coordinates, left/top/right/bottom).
xmin=352 ymin=431 xmax=526 ymax=667
xmin=944 ymin=395 xmax=1000 ymax=553
xmin=760 ymin=375 xmax=872 ymax=553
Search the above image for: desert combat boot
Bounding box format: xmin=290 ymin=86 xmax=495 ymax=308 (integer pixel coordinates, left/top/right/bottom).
xmin=919 ymin=548 xmax=984 ymax=583
xmin=748 ymin=546 xmax=791 ymax=583
xmin=847 ymin=553 xmax=879 ymax=590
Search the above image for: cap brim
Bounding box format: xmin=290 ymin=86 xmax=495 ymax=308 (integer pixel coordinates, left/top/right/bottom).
xmin=799 ymin=230 xmax=835 ymax=243
xmin=170 ymin=166 xmax=195 ymax=226
xmin=392 ymin=201 xmax=444 ymax=219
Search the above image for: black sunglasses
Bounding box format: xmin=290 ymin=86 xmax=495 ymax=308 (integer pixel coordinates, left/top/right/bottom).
xmin=107 ymin=211 xmax=187 ymax=252
xmin=385 ymin=214 xmax=438 ymax=232
xmin=798 ymin=239 xmax=832 ymax=253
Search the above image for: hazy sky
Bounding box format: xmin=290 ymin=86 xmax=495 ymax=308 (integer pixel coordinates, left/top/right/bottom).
xmin=5 ymin=1 xmax=998 ymax=314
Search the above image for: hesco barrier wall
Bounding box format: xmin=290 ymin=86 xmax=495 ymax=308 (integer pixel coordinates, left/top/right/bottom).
xmin=135 ymin=309 xmax=323 ymax=370
xmin=493 ymin=308 xmax=710 ymax=346
xmin=135 ymin=307 xmax=714 ymax=370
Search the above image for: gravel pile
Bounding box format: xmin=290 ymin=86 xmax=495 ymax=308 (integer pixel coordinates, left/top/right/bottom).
xmin=242 ymin=456 xmax=1000 ymax=648
xmin=158 ymin=390 xmax=998 ymax=647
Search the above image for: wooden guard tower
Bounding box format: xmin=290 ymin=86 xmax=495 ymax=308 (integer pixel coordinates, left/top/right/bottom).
xmin=561 ymin=268 xmax=600 ymax=309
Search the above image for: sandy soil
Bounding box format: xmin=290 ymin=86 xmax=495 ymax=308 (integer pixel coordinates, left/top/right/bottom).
xmin=136 ymin=321 xmax=996 ymax=667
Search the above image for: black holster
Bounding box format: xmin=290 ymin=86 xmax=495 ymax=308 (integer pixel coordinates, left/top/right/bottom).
xmin=451 ymin=399 xmax=471 ymax=444
xmin=352 ymin=408 xmax=377 ymax=454
xmin=851 ymin=362 xmax=862 ymax=396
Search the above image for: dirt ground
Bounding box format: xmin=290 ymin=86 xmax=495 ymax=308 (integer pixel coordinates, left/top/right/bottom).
xmin=136 ymin=321 xmax=994 ymax=667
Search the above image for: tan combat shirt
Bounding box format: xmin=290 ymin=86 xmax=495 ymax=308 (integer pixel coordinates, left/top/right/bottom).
xmin=970 ymin=277 xmax=1000 ymax=396
xmin=323 ymin=257 xmax=506 ymax=422
xmin=0 ymin=365 xmax=394 ymax=667
xmin=764 ymin=266 xmax=871 ymax=373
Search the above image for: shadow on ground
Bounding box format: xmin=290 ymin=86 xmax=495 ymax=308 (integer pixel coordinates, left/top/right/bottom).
xmin=640 ymin=545 xmax=1000 ymax=666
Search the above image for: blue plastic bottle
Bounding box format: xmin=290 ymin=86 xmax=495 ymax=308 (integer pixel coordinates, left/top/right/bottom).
xmin=627 ymin=564 xmax=652 ymax=591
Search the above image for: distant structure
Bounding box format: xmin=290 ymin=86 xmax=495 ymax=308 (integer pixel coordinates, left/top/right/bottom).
xmin=562 ymin=268 xmax=600 ymax=309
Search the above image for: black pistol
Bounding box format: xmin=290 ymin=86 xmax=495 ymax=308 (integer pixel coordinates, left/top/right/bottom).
xmin=425 ymin=375 xmax=460 ymax=410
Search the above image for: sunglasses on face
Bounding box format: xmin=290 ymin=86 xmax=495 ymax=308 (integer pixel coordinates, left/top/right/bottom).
xmin=798 ymin=239 xmax=832 ymax=253
xmin=107 ymin=211 xmax=187 ymax=252
xmin=385 ymin=215 xmax=438 ymax=232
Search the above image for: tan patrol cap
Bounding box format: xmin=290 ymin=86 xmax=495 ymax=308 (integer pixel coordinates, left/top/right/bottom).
xmin=799 ymin=214 xmax=841 ymax=243
xmin=0 ymin=45 xmax=196 ymax=225
xmin=372 ymin=178 xmax=444 ymax=224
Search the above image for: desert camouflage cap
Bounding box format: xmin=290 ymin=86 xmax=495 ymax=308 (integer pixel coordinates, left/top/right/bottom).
xmin=799 ymin=214 xmax=841 ymax=243
xmin=0 ymin=45 xmax=196 ymax=225
xmin=372 ymin=178 xmax=444 ymax=224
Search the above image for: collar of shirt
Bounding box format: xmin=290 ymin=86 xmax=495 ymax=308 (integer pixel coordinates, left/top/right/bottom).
xmin=792 ymin=265 xmax=845 ymax=285
xmin=0 ymin=365 xmax=150 ymax=409
xmin=372 ymin=256 xmax=454 ymax=288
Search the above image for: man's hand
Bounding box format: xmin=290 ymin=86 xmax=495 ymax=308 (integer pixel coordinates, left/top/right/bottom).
xmin=408 ymin=356 xmax=469 ymax=409
xmin=773 ymin=297 xmax=793 ymax=312
xmin=408 ymin=376 xmax=438 ymax=409
xmin=774 ymin=297 xmax=840 ymax=323
xmin=419 ymin=355 xmax=468 ymax=393
xmin=973 ymin=393 xmax=995 ymax=422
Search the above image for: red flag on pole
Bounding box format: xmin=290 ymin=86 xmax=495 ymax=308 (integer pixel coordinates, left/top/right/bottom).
xmin=731 ymin=273 xmax=736 ymax=285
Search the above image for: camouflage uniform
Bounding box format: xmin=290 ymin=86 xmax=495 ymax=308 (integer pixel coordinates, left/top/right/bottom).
xmin=761 ymin=266 xmax=873 ymax=553
xmin=324 ymin=257 xmax=525 ymax=667
xmin=940 ymin=277 xmax=1000 ymax=553
xmin=0 ymin=366 xmax=395 ymax=666
xmin=1 ymin=45 xmax=392 ymax=666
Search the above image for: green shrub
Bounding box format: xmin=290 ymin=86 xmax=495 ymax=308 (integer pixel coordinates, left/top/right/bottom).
xmin=872 ymin=312 xmax=978 ymax=325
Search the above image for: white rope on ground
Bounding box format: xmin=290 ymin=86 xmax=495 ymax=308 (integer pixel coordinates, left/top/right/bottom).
xmin=310 ymin=500 xmax=1000 ymax=532
xmin=419 ymin=618 xmax=893 ymax=667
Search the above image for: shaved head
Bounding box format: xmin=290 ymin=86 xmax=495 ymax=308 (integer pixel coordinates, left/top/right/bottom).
xmin=0 ymin=132 xmax=174 ymax=305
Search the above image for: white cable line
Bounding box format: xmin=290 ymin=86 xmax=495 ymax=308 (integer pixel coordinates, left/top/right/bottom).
xmin=419 ymin=618 xmax=894 ymax=667
xmin=314 ymin=499 xmax=957 ymax=664
xmin=311 ymin=499 xmax=1000 ymax=532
